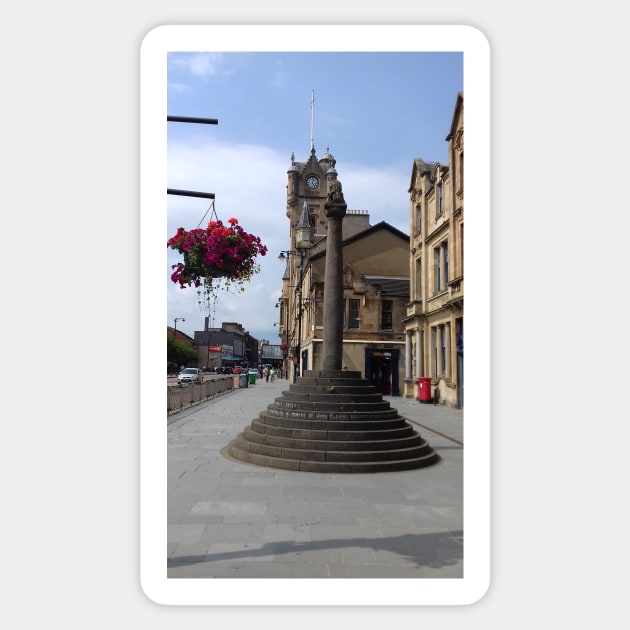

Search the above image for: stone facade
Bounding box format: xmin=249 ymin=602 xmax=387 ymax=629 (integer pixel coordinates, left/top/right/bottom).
xmin=278 ymin=92 xmax=464 ymax=406
xmin=193 ymin=321 xmax=259 ymax=371
xmin=278 ymin=149 xmax=410 ymax=396
xmin=403 ymin=92 xmax=464 ymax=408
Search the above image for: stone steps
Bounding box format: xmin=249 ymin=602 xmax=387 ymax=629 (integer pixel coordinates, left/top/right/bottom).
xmin=244 ymin=424 xmax=422 ymax=451
xmin=272 ymin=398 xmax=393 ymax=412
xmin=254 ymin=413 xmax=409 ymax=433
xmin=223 ymin=369 xmax=440 ymax=474
xmin=223 ymin=445 xmax=440 ymax=473
xmin=235 ymin=436 xmax=432 ymax=462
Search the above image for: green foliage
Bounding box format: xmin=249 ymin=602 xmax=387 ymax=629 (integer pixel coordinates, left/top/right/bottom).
xmin=167 ymin=334 xmax=197 ymax=372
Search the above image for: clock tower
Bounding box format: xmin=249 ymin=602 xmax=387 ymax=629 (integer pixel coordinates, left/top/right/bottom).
xmin=286 ymin=145 xmax=338 ymax=248
xmin=281 ymin=144 xmax=338 ymax=378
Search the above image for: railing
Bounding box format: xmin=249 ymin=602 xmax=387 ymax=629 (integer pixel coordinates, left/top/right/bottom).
xmin=167 ymin=376 xmax=234 ymax=415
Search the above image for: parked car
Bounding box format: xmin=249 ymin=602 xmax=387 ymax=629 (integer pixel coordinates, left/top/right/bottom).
xmin=177 ymin=367 xmax=204 ymax=384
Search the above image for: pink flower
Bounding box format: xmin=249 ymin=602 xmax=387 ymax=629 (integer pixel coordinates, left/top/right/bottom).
xmin=167 ymin=218 xmax=267 ymax=289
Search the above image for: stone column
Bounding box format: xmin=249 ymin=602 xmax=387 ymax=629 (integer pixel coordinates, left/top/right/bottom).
xmin=405 ymin=331 xmax=412 ymax=379
xmin=445 ymin=322 xmax=451 ymax=377
xmin=415 ymin=328 xmax=422 ymax=377
xmin=322 ymin=180 xmax=347 ymax=371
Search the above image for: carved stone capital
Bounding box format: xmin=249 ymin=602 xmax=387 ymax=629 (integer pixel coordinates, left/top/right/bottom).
xmin=324 ymin=202 xmax=347 ymax=219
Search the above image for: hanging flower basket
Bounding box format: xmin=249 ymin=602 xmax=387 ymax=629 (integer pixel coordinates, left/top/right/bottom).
xmin=167 ymin=217 xmax=268 ymax=289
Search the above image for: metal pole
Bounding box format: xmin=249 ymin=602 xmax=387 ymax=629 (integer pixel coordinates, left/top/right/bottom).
xmin=167 ymin=189 xmax=215 ymax=199
xmin=167 ymin=115 xmax=217 ymax=199
xmin=167 ymin=116 xmax=218 ymax=125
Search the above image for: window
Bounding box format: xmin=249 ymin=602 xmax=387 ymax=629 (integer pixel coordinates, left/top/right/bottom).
xmin=434 ymin=241 xmax=449 ymax=293
xmin=415 ymin=203 xmax=422 ymax=234
xmin=415 ymin=258 xmax=422 ymax=299
xmin=435 ymin=246 xmax=442 ymax=292
xmin=437 ymin=181 xmax=443 ymax=215
xmin=381 ymin=300 xmax=393 ymax=330
xmin=443 ymin=242 xmax=449 ymax=284
xmin=440 ymin=325 xmax=446 ymax=375
xmin=348 ymin=299 xmax=360 ymax=329
xmin=432 ymin=324 xmax=448 ymax=377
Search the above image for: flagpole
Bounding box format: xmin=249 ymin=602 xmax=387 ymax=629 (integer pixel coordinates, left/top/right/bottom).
xmin=310 ymin=90 xmax=315 ymax=151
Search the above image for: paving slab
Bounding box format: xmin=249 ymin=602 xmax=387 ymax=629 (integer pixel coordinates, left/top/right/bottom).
xmin=167 ymin=377 xmax=463 ymax=579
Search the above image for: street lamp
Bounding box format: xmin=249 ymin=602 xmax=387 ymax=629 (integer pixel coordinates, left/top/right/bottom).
xmin=276 ymin=303 xmax=292 ymax=379
xmin=278 ymin=249 xmax=306 ymax=379
xmin=173 ymin=317 xmax=185 ymax=339
xmin=274 ymin=313 xmax=291 ymax=378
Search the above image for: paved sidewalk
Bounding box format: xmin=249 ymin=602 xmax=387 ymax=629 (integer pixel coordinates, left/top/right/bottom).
xmin=167 ymin=377 xmax=463 ymax=579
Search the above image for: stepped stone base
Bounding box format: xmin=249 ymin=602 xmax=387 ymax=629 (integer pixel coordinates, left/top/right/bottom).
xmin=223 ymin=370 xmax=441 ymax=473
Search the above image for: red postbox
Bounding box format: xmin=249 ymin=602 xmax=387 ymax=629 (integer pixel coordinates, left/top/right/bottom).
xmin=418 ymin=377 xmax=432 ymax=403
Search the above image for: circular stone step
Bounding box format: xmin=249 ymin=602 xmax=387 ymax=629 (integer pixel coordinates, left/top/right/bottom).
xmin=223 ymin=370 xmax=440 ymax=474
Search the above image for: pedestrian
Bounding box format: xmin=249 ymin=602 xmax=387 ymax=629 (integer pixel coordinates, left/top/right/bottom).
xmin=264 ymin=366 xmax=270 ymax=382
xmin=270 ymin=367 xmax=276 ymax=382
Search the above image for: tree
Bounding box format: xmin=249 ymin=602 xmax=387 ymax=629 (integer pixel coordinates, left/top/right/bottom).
xmin=167 ymin=334 xmax=197 ymax=373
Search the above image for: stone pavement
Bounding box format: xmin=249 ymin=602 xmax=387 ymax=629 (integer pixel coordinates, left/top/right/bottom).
xmin=167 ymin=376 xmax=463 ymax=579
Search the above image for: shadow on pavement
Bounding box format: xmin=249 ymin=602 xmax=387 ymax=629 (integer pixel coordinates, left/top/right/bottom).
xmin=168 ymin=530 xmax=463 ymax=573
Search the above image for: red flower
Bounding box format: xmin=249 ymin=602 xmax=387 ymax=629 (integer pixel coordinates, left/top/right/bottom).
xmin=167 ymin=218 xmax=267 ymax=290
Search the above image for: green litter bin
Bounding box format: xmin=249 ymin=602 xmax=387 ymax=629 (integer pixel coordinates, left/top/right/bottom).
xmin=249 ymin=372 xmax=256 ymax=385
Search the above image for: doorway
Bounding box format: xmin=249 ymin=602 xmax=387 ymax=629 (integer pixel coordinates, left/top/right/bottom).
xmin=456 ymin=317 xmax=463 ymax=408
xmin=365 ymin=348 xmax=400 ymax=396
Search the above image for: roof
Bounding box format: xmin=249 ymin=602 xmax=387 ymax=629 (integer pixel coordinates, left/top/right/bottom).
xmin=446 ymin=91 xmax=464 ymax=140
xmin=365 ymin=276 xmax=410 ymax=297
xmin=308 ymin=221 xmax=409 ymax=262
xmin=408 ymin=158 xmax=439 ymax=192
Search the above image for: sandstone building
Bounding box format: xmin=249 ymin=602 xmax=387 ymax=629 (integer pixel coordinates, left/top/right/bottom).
xmin=277 ymin=92 xmax=464 ymax=406
xmin=403 ymin=92 xmax=464 ymax=407
xmin=277 ymin=147 xmax=410 ymax=395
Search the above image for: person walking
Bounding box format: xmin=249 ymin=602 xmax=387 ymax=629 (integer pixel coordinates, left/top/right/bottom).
xmin=264 ymin=366 xmax=270 ymax=382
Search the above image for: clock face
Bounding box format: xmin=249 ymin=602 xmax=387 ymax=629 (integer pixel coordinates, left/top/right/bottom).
xmin=306 ymin=176 xmax=319 ymax=189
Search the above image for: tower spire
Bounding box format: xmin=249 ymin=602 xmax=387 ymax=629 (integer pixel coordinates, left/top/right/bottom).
xmin=296 ymin=199 xmax=313 ymax=248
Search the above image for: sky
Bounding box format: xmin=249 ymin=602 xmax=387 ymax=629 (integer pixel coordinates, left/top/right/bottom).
xmin=166 ymin=50 xmax=463 ymax=344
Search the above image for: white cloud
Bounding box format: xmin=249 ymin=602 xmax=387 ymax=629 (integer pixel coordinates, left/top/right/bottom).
xmin=166 ymin=138 xmax=412 ymax=345
xmin=167 ymin=138 xmax=291 ymax=342
xmin=340 ymin=164 xmax=411 ymax=232
xmin=269 ymin=71 xmax=287 ymax=88
xmin=167 ymin=81 xmax=192 ymax=94
xmin=169 ymin=52 xmax=225 ymax=78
